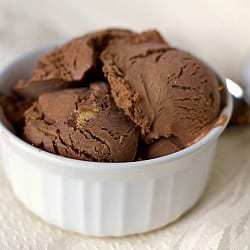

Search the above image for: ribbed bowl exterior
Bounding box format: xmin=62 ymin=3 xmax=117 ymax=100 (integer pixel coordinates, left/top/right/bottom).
xmin=1 ymin=136 xmax=217 ymax=236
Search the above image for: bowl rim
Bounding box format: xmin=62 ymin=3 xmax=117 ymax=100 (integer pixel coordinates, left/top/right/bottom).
xmin=0 ymin=45 xmax=233 ymax=170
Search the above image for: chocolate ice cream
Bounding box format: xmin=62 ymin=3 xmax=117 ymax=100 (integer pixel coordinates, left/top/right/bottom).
xmin=14 ymin=29 xmax=133 ymax=99
xmin=24 ymin=83 xmax=139 ymax=162
xmin=101 ymin=35 xmax=221 ymax=146
xmin=0 ymin=27 xmax=224 ymax=162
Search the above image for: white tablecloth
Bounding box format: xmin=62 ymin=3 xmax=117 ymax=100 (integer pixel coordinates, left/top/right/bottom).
xmin=1 ymin=1 xmax=250 ymax=249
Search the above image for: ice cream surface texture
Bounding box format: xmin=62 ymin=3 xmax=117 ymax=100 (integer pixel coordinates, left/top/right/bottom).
xmin=24 ymin=83 xmax=139 ymax=162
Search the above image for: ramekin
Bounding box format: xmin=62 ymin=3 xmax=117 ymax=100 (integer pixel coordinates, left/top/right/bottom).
xmin=0 ymin=46 xmax=233 ymax=237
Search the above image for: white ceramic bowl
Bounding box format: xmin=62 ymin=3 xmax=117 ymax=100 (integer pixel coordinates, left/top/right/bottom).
xmin=0 ymin=46 xmax=233 ymax=237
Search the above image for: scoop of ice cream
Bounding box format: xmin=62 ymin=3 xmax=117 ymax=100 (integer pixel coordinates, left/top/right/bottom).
xmin=101 ymin=35 xmax=221 ymax=146
xmin=24 ymin=83 xmax=139 ymax=162
xmin=14 ymin=29 xmax=133 ymax=99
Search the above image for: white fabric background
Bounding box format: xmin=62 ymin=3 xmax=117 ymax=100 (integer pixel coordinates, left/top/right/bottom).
xmin=0 ymin=0 xmax=250 ymax=249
